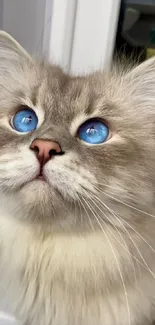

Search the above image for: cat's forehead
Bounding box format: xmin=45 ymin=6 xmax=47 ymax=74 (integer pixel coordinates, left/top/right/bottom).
xmin=39 ymin=67 xmax=102 ymax=111
xmin=33 ymin=65 xmax=116 ymax=121
xmin=0 ymin=61 xmax=130 ymax=124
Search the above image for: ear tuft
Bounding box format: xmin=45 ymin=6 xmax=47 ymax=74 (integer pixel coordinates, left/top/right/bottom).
xmin=0 ymin=30 xmax=31 ymax=64
xmin=125 ymin=56 xmax=155 ymax=83
xmin=123 ymin=56 xmax=155 ymax=102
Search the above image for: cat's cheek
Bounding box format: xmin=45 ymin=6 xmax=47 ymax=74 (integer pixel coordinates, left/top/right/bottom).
xmin=0 ymin=168 xmax=39 ymax=190
xmin=44 ymin=165 xmax=76 ymax=198
xmin=0 ymin=147 xmax=39 ymax=190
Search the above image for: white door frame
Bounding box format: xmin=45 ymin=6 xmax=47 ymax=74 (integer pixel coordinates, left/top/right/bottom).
xmin=44 ymin=0 xmax=121 ymax=74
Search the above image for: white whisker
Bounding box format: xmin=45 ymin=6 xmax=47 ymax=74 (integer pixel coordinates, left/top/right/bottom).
xmin=83 ymin=190 xmax=144 ymax=267
xmin=86 ymin=189 xmax=155 ymax=280
xmin=95 ymin=186 xmax=155 ymax=218
xmin=83 ymin=195 xmax=131 ymax=325
xmin=76 ymin=196 xmax=83 ymax=227
xmin=78 ymin=195 xmax=95 ymax=232
xmin=84 ymin=191 xmax=140 ymax=284
xmin=119 ymin=215 xmax=155 ymax=254
xmin=92 ymin=183 xmax=155 ymax=254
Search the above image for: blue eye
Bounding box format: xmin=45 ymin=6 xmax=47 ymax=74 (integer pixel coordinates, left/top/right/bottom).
xmin=78 ymin=119 xmax=109 ymax=144
xmin=12 ymin=108 xmax=38 ymax=133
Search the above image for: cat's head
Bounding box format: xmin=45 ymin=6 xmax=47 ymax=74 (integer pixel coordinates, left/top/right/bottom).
xmin=0 ymin=31 xmax=155 ymax=231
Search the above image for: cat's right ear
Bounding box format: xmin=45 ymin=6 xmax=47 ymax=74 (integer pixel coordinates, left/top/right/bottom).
xmin=124 ymin=56 xmax=155 ymax=94
xmin=0 ymin=30 xmax=32 ymax=68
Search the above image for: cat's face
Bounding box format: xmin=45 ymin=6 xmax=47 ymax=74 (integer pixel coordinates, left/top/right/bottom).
xmin=0 ymin=31 xmax=155 ymax=230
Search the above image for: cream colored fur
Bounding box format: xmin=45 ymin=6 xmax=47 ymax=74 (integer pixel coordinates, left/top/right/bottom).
xmin=0 ymin=31 xmax=154 ymax=325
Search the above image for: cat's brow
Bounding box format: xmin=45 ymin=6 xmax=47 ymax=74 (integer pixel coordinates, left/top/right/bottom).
xmin=85 ymin=103 xmax=95 ymax=115
xmin=31 ymin=87 xmax=39 ymax=107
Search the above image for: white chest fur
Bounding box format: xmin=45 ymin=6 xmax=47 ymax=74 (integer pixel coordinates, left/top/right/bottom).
xmin=0 ymin=215 xmax=154 ymax=325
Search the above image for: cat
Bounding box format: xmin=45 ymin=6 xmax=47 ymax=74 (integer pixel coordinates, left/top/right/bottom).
xmin=0 ymin=30 xmax=155 ymax=325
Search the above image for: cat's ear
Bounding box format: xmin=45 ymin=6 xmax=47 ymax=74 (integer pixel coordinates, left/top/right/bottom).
xmin=0 ymin=30 xmax=31 ymax=65
xmin=125 ymin=56 xmax=155 ymax=93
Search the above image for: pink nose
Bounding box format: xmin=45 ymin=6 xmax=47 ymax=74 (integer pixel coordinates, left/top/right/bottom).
xmin=30 ymin=139 xmax=62 ymax=165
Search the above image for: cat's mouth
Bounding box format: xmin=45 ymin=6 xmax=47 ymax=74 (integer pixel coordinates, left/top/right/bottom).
xmin=36 ymin=174 xmax=45 ymax=181
xmin=32 ymin=164 xmax=46 ymax=182
xmin=36 ymin=168 xmax=46 ymax=181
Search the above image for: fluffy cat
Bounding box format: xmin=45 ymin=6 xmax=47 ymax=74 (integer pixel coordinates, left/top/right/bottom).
xmin=0 ymin=31 xmax=154 ymax=325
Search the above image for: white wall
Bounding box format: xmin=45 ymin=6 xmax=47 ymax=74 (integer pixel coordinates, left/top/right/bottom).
xmin=2 ymin=0 xmax=47 ymax=56
xmin=0 ymin=0 xmax=3 ymax=29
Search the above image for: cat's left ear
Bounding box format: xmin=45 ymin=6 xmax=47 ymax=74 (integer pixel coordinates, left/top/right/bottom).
xmin=125 ymin=56 xmax=155 ymax=94
xmin=0 ymin=30 xmax=32 ymax=65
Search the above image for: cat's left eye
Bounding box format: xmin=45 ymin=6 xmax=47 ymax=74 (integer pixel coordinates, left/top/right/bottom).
xmin=11 ymin=107 xmax=38 ymax=133
xmin=77 ymin=119 xmax=109 ymax=144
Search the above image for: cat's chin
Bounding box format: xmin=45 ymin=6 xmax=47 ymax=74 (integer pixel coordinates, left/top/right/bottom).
xmin=15 ymin=179 xmax=60 ymax=219
xmin=20 ymin=178 xmax=53 ymax=199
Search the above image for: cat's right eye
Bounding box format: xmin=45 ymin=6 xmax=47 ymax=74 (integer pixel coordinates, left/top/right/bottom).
xmin=77 ymin=119 xmax=109 ymax=144
xmin=11 ymin=107 xmax=38 ymax=133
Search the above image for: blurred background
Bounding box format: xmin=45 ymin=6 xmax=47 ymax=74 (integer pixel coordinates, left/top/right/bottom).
xmin=1 ymin=0 xmax=155 ymax=75
xmin=0 ymin=0 xmax=155 ymax=324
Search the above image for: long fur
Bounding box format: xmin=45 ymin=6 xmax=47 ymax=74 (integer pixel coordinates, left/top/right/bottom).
xmin=0 ymin=31 xmax=154 ymax=325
